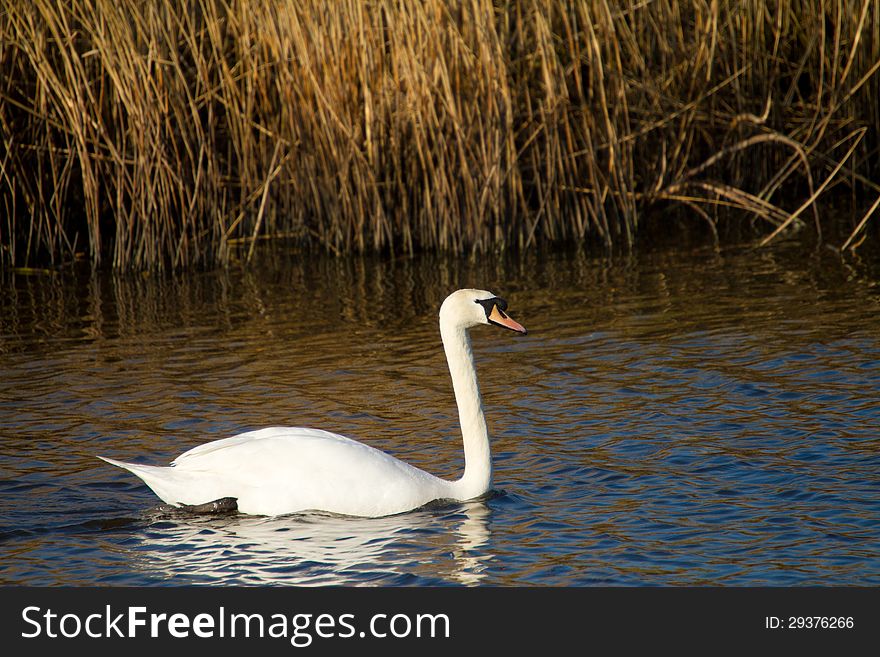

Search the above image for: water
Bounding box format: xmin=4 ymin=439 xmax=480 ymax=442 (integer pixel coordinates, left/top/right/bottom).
xmin=1 ymin=243 xmax=879 ymax=586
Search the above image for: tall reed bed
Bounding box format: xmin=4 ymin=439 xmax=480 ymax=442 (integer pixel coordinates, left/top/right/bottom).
xmin=1 ymin=1 xmax=878 ymax=268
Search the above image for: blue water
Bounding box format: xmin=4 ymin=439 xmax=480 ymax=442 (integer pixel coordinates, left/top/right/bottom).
xmin=1 ymin=244 xmax=879 ymax=585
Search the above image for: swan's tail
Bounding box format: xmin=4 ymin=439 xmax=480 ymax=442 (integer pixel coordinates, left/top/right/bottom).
xmin=98 ymin=455 xmax=165 ymax=479
xmin=97 ymin=455 xmax=187 ymax=507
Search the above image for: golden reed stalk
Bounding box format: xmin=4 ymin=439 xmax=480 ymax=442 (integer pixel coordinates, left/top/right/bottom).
xmin=0 ymin=0 xmax=878 ymax=268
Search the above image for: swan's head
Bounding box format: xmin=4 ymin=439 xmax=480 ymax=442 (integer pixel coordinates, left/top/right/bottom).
xmin=440 ymin=289 xmax=527 ymax=334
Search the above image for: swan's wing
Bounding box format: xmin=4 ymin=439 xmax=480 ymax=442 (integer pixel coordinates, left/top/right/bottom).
xmin=170 ymin=426 xmax=360 ymax=466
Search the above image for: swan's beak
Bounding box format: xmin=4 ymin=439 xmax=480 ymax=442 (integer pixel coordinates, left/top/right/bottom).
xmin=488 ymin=305 xmax=527 ymax=334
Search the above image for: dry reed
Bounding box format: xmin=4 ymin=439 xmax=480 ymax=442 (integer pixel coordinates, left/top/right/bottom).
xmin=0 ymin=0 xmax=878 ymax=268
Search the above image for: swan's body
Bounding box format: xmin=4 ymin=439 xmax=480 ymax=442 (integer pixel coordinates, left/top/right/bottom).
xmin=99 ymin=289 xmax=526 ymax=517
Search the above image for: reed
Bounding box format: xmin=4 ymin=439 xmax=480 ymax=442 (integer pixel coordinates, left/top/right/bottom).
xmin=1 ymin=0 xmax=878 ymax=268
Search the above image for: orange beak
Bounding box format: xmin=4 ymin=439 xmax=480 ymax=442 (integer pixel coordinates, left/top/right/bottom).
xmin=488 ymin=305 xmax=527 ymax=334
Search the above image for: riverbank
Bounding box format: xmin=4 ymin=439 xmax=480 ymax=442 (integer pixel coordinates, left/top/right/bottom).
xmin=1 ymin=1 xmax=878 ymax=268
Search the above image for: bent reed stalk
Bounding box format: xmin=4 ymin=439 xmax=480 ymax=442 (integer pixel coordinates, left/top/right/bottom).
xmin=0 ymin=0 xmax=878 ymax=269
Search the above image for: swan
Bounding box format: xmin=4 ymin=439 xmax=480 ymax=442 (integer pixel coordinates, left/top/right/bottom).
xmin=99 ymin=288 xmax=526 ymax=517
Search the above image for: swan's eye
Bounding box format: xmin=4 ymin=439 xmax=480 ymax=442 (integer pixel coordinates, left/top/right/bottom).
xmin=475 ymin=297 xmax=507 ymax=318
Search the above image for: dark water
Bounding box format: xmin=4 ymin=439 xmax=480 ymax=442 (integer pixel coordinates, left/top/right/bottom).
xmin=1 ymin=243 xmax=879 ymax=586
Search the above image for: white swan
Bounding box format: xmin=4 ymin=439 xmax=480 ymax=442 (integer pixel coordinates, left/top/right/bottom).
xmin=99 ymin=289 xmax=526 ymax=517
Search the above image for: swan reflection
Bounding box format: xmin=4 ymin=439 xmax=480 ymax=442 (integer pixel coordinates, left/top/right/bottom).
xmin=129 ymin=501 xmax=492 ymax=586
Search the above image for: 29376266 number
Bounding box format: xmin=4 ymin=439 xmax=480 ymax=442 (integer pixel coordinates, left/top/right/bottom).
xmin=791 ymin=616 xmax=853 ymax=629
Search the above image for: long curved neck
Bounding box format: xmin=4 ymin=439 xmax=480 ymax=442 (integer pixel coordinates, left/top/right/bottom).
xmin=440 ymin=319 xmax=491 ymax=500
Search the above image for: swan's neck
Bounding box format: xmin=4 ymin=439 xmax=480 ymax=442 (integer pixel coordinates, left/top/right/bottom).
xmin=441 ymin=320 xmax=491 ymax=500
